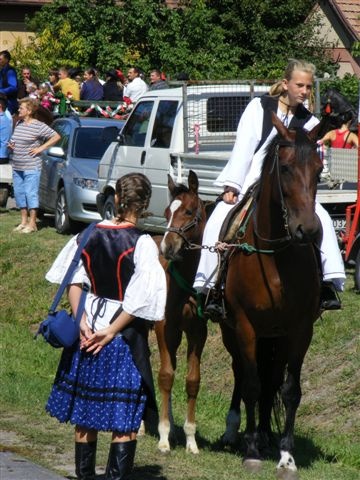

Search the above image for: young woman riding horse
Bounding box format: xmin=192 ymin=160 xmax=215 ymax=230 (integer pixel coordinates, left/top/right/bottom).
xmin=194 ymin=59 xmax=345 ymax=313
xmin=221 ymin=114 xmax=323 ymax=477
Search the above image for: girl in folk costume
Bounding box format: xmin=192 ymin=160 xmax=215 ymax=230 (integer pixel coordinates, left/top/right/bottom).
xmin=194 ymin=59 xmax=345 ymax=314
xmin=45 ymin=173 xmax=166 ymax=480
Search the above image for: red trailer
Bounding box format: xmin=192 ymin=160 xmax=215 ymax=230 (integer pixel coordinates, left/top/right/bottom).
xmin=341 ymin=113 xmax=360 ymax=290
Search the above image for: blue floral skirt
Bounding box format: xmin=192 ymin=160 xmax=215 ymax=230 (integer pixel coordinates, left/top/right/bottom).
xmin=46 ymin=335 xmax=146 ymax=432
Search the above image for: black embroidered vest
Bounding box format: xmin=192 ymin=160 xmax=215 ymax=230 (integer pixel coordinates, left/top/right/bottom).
xmin=78 ymin=224 xmax=142 ymax=300
xmin=255 ymin=95 xmax=313 ymax=153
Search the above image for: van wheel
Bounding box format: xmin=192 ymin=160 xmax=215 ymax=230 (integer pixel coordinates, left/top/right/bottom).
xmin=0 ymin=187 xmax=9 ymax=207
xmin=355 ymin=250 xmax=360 ymax=292
xmin=103 ymin=195 xmax=115 ymax=220
xmin=55 ymin=187 xmax=74 ymax=234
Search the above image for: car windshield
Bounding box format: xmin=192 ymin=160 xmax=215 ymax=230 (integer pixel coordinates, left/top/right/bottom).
xmin=72 ymin=126 xmax=119 ymax=159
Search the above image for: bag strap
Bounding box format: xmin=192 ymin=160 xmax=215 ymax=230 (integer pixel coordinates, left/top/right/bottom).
xmin=73 ymin=282 xmax=89 ymax=330
xmin=48 ymin=222 xmax=97 ymax=314
xmin=342 ymin=131 xmax=350 ymax=148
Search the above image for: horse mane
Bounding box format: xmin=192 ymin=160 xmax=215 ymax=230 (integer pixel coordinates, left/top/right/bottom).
xmin=260 ymin=128 xmax=315 ymax=180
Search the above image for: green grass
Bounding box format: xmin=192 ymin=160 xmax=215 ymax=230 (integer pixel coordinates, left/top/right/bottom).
xmin=0 ymin=208 xmax=359 ymax=479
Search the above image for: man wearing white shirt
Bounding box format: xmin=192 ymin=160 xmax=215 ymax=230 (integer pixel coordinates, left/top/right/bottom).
xmin=123 ymin=67 xmax=148 ymax=103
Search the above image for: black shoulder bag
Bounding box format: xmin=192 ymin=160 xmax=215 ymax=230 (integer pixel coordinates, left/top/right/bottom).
xmin=35 ymin=223 xmax=96 ymax=348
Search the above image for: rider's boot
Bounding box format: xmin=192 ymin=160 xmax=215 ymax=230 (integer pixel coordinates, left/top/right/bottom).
xmin=320 ymin=281 xmax=341 ymax=310
xmin=203 ymin=289 xmax=226 ymax=323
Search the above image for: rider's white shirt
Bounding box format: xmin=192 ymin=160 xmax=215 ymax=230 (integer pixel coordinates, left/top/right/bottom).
xmin=215 ymin=97 xmax=319 ymax=196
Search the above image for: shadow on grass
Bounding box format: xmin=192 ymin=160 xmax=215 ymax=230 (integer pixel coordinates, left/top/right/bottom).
xmin=206 ymin=430 xmax=337 ymax=469
xmin=93 ymin=464 xmax=167 ymax=480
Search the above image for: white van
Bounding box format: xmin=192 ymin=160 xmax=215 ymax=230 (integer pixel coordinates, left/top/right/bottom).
xmin=96 ymin=82 xmax=269 ymax=232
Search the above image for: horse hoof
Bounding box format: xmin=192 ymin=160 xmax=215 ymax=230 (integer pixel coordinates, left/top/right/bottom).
xmin=220 ymin=432 xmax=238 ymax=447
xmin=186 ymin=443 xmax=199 ymax=454
xmin=243 ymin=458 xmax=263 ymax=473
xmin=276 ymin=469 xmax=300 ymax=480
xmin=158 ymin=442 xmax=171 ymax=454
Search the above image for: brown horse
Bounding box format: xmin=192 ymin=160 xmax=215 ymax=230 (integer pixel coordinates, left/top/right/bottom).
xmin=220 ymin=113 xmax=323 ymax=477
xmin=154 ymin=170 xmax=207 ymax=453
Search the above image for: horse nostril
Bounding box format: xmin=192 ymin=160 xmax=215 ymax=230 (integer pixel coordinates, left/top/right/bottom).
xmin=295 ymin=225 xmax=305 ymax=241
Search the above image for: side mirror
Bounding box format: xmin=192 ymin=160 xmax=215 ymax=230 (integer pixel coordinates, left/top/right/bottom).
xmin=117 ymin=132 xmax=126 ymax=145
xmin=47 ymin=146 xmax=66 ymax=158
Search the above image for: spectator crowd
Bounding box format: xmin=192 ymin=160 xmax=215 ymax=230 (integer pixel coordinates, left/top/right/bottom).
xmin=0 ymin=48 xmax=176 ymax=233
xmin=0 ymin=49 xmax=172 ymax=117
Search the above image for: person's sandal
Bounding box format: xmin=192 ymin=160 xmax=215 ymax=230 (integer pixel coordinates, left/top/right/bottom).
xmin=21 ymin=225 xmax=37 ymax=234
xmin=13 ymin=224 xmax=27 ymax=232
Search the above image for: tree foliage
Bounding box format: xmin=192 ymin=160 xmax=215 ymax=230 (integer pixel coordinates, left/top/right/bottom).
xmin=9 ymin=0 xmax=358 ymax=94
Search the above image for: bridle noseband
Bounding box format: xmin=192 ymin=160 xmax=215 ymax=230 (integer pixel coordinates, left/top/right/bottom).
xmin=166 ymin=198 xmax=204 ymax=248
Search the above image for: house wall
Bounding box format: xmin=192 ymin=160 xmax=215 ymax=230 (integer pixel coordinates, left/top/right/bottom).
xmin=0 ymin=4 xmax=42 ymax=51
xmin=311 ymin=4 xmax=359 ymax=77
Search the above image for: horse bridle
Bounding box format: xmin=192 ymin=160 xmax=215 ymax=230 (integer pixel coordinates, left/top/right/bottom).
xmin=166 ymin=198 xmax=204 ymax=248
xmin=253 ymin=141 xmax=295 ymax=246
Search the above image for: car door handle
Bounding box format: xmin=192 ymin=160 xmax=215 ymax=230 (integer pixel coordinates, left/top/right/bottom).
xmin=140 ymin=151 xmax=146 ymax=165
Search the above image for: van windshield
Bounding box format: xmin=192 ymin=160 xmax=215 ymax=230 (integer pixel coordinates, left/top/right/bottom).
xmin=122 ymin=101 xmax=154 ymax=147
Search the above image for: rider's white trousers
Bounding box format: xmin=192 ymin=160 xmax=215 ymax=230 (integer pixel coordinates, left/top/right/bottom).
xmin=193 ymin=200 xmax=346 ymax=292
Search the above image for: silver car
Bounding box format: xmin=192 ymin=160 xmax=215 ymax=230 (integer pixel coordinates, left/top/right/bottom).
xmin=39 ymin=116 xmax=124 ymax=234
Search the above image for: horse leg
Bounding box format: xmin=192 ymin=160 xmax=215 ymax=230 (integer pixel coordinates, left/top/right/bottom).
xmin=233 ymin=324 xmax=262 ymax=469
xmin=183 ymin=321 xmax=207 ymax=454
xmin=257 ymin=338 xmax=287 ymax=452
xmin=221 ymin=357 xmax=242 ymax=447
xmin=219 ymin=323 xmax=242 ymax=447
xmin=277 ymin=331 xmax=312 ymax=477
xmin=155 ymin=319 xmax=182 ymax=453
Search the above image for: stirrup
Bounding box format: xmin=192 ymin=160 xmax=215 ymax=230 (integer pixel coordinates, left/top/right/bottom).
xmin=204 ymin=290 xmax=226 ymax=323
xmin=320 ymin=282 xmax=341 ymax=311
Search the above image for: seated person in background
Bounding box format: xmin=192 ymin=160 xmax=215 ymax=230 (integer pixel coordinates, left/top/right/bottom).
xmin=26 ymin=82 xmax=39 ymax=99
xmin=149 ymin=69 xmax=168 ymax=90
xmin=47 ymin=69 xmax=59 ymax=93
xmin=80 ymin=68 xmax=104 ymax=101
xmin=123 ymin=67 xmax=148 ymax=104
xmin=17 ymin=67 xmax=39 ymax=99
xmin=37 ymin=83 xmax=55 ymax=111
xmin=53 ymin=67 xmax=80 ymax=101
xmin=103 ymin=69 xmax=124 ymax=101
xmin=319 ymin=111 xmax=358 ymax=149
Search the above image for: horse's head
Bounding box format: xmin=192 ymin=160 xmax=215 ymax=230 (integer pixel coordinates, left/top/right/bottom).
xmin=321 ymin=88 xmax=357 ymax=131
xmin=259 ymin=113 xmax=323 ymax=244
xmin=160 ymin=170 xmax=205 ymax=260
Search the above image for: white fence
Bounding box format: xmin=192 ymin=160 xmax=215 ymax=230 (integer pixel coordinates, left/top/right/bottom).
xmin=325 ymin=148 xmax=358 ymax=183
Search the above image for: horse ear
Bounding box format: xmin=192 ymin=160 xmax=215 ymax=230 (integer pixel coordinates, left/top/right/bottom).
xmin=168 ymin=174 xmax=177 ymax=198
xmin=188 ymin=170 xmax=199 ymax=194
xmin=271 ymin=111 xmax=292 ymax=141
xmin=307 ymin=119 xmax=326 ymax=141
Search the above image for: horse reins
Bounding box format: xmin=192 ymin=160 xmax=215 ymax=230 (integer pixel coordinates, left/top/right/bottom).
xmin=252 ymin=141 xmax=294 ymax=247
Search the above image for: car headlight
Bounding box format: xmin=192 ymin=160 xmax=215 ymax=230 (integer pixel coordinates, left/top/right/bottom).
xmin=73 ymin=178 xmax=99 ymax=190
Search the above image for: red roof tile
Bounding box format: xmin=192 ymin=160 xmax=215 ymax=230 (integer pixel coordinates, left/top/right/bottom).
xmin=330 ymin=0 xmax=360 ymax=39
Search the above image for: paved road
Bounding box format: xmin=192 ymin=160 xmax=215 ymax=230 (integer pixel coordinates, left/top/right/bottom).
xmin=0 ymin=452 xmax=67 ymax=480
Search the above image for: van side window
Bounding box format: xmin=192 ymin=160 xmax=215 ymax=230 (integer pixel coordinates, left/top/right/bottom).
xmin=122 ymin=101 xmax=154 ymax=147
xmin=207 ymin=96 xmax=251 ymax=132
xmin=151 ymin=100 xmax=178 ymax=148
